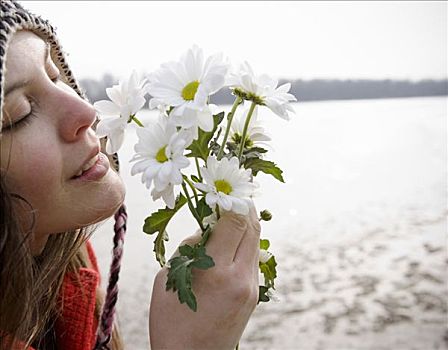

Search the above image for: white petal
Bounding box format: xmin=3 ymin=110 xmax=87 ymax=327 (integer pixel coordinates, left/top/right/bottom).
xmin=173 ymin=155 xmax=190 ymax=169
xmin=130 ymin=159 xmax=153 ymax=176
xmin=144 ymin=164 xmax=161 ymax=184
xmin=206 ymin=156 xmax=218 ymax=175
xmin=217 ymin=194 xmax=232 ymax=211
xmin=202 ymin=73 xmax=225 ymax=94
xmin=130 ymin=95 xmax=146 ymax=115
xmin=174 ymin=106 xmax=198 ymax=129
xmin=230 ymin=197 xmax=249 ymax=215
xmin=154 ymin=174 xmax=169 ymax=192
xmin=94 ymin=100 xmax=120 ymax=116
xmin=162 ymin=186 xmax=176 ymax=209
xmin=205 ymin=192 xmax=219 ymax=207
xmin=194 ymin=182 xmax=209 ymax=192
xmin=257 ymin=74 xmax=278 ymax=89
xmin=196 ymin=109 xmax=214 ymax=132
xmin=197 ymin=167 xmax=211 ymax=185
xmin=170 ymin=169 xmax=183 ymax=185
xmin=106 ymin=127 xmax=125 ymax=154
xmin=106 ymin=86 xmax=125 ymax=106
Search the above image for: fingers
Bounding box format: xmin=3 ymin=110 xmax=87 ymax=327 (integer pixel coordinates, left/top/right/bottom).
xmin=205 ymin=210 xmax=249 ymax=266
xmin=234 ymin=204 xmax=261 ymax=270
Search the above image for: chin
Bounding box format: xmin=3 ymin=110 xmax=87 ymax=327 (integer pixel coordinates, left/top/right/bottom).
xmin=75 ymin=171 xmax=127 ymax=227
xmin=96 ymin=172 xmax=126 ymax=221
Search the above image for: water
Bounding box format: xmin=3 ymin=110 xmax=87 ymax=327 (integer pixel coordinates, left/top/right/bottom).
xmin=91 ymin=97 xmax=447 ymax=349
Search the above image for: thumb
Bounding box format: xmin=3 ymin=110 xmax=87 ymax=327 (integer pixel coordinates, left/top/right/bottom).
xmin=205 ymin=211 xmax=249 ymax=266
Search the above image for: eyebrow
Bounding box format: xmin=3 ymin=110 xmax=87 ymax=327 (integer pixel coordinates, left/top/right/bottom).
xmin=4 ymin=42 xmax=51 ymax=97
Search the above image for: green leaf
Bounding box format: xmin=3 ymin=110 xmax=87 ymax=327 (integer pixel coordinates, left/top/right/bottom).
xmin=258 ymin=285 xmax=270 ymax=304
xmin=179 ymin=244 xmax=195 ymax=257
xmin=260 ymin=239 xmax=270 ymax=250
xmin=166 ymin=255 xmax=197 ymax=311
xmin=243 ymin=146 xmax=268 ymax=160
xmin=143 ymin=194 xmax=187 ymax=235
xmin=196 ymin=197 xmax=212 ymax=221
xmin=190 ymin=255 xmax=215 ymax=270
xmin=244 ymin=158 xmax=285 ymax=183
xmin=154 ymin=230 xmax=169 ymax=267
xmin=186 ymin=112 xmax=224 ymax=161
xmin=259 ymin=255 xmax=277 ymax=289
xmin=143 ymin=194 xmax=187 ymax=267
xmin=166 ymin=244 xmax=215 ymax=312
xmin=245 ymin=146 xmax=268 ymax=155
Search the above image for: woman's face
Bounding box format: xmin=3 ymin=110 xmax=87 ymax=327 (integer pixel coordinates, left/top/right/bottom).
xmin=1 ymin=31 xmax=125 ymax=254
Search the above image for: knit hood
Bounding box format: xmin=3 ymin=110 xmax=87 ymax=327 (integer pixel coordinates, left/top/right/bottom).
xmin=0 ymin=0 xmax=120 ymax=171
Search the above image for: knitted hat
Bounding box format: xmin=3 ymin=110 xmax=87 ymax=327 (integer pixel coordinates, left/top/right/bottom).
xmin=0 ymin=0 xmax=120 ymax=171
xmin=1 ymin=1 xmax=126 ymax=348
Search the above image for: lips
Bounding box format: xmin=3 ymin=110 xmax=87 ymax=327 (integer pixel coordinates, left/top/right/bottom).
xmin=71 ymin=152 xmax=110 ymax=182
xmin=74 ymin=154 xmax=99 ymax=177
xmin=72 ymin=146 xmax=100 ymax=179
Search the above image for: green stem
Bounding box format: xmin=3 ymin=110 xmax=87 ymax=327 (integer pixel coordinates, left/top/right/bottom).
xmin=195 ymin=157 xmax=202 ymax=181
xmin=216 ymin=205 xmax=221 ymax=220
xmin=197 ymin=225 xmax=212 ymax=247
xmin=182 ymin=182 xmax=205 ymax=232
xmin=129 ymin=114 xmax=144 ymax=127
xmin=183 ymin=176 xmax=199 ymax=205
xmin=235 ymin=342 xmax=239 ymax=350
xmin=237 ymin=101 xmax=256 ymax=163
xmin=217 ymin=96 xmax=242 ymax=160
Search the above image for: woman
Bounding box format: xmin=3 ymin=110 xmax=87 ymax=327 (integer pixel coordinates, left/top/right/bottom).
xmin=0 ymin=1 xmax=261 ymax=349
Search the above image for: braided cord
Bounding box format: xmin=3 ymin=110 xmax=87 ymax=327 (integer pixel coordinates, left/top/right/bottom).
xmin=94 ymin=204 xmax=128 ymax=349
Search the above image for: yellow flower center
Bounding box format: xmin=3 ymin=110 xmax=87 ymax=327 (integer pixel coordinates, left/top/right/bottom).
xmin=214 ymin=179 xmax=232 ymax=195
xmin=156 ymin=146 xmax=168 ymax=163
xmin=182 ymin=81 xmax=200 ymax=101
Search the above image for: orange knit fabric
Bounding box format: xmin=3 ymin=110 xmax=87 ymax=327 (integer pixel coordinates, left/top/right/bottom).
xmin=1 ymin=241 xmax=100 ymax=350
xmin=55 ymin=240 xmax=100 ymax=350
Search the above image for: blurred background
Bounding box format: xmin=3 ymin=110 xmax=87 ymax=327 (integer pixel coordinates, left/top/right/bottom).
xmin=23 ymin=1 xmax=447 ymax=349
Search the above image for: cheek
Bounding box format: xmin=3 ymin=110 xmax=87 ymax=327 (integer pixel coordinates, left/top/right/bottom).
xmin=4 ymin=134 xmax=63 ymax=206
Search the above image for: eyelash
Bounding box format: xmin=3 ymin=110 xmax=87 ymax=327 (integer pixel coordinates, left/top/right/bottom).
xmin=2 ymin=75 xmax=60 ymax=131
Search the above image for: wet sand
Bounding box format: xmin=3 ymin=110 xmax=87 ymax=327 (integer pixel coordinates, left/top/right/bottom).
xmin=91 ymin=98 xmax=447 ymax=349
xmin=239 ymin=212 xmax=447 ymax=350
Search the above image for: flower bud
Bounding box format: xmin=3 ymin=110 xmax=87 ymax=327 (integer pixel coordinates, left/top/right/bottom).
xmin=260 ymin=209 xmax=272 ymax=221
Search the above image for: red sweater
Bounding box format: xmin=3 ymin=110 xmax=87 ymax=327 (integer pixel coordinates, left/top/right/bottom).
xmin=5 ymin=241 xmax=101 ymax=350
xmin=52 ymin=241 xmax=100 ymax=350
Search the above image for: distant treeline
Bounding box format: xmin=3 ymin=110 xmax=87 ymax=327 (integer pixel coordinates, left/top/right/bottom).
xmin=79 ymin=74 xmax=448 ymax=105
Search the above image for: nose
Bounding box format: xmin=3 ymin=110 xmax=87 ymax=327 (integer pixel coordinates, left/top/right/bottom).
xmin=56 ymin=86 xmax=97 ymax=142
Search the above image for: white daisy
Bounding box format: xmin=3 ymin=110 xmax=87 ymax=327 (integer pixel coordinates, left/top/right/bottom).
xmin=227 ymin=62 xmax=296 ymax=120
xmin=151 ymin=184 xmax=176 ymax=210
xmin=194 ymin=156 xmax=257 ymax=215
xmin=147 ymin=45 xmax=229 ymax=136
xmin=94 ymin=71 xmax=148 ymax=154
xmin=130 ymin=116 xmax=190 ymax=208
xmin=229 ymin=105 xmax=271 ymax=149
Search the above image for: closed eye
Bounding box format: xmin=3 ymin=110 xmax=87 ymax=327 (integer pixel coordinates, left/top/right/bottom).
xmin=1 ymin=110 xmax=37 ymax=131
xmin=1 ymin=100 xmax=38 ymax=132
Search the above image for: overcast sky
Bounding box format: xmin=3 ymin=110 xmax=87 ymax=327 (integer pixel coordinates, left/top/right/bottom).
xmin=21 ymin=1 xmax=447 ymax=81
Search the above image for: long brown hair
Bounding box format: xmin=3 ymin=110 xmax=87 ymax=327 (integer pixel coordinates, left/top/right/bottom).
xmin=0 ymin=172 xmax=124 ymax=349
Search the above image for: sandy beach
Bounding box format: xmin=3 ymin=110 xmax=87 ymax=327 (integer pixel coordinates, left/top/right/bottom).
xmin=91 ymin=97 xmax=447 ymax=349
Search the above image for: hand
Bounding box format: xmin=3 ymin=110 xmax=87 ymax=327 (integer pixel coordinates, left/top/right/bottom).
xmin=149 ymin=204 xmax=261 ymax=350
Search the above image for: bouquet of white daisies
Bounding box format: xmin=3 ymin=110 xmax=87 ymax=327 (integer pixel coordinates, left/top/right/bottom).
xmin=93 ymin=45 xmax=296 ymax=311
